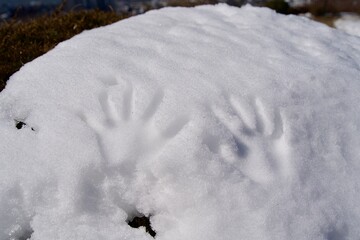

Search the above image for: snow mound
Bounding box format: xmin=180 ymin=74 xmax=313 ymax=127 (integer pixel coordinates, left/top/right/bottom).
xmin=1 ymin=4 xmax=360 ymax=240
xmin=334 ymin=13 xmax=360 ymax=37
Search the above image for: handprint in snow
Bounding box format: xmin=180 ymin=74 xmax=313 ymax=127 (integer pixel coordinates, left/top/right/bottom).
xmin=85 ymin=81 xmax=189 ymax=176
xmin=209 ymin=96 xmax=292 ymax=184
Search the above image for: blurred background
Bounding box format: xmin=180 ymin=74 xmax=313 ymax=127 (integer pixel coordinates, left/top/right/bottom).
xmin=1 ymin=0 xmax=359 ymax=20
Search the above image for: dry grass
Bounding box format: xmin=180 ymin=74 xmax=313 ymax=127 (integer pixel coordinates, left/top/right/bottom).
xmin=308 ymin=0 xmax=360 ymax=16
xmin=311 ymin=15 xmax=339 ymax=27
xmin=166 ymin=0 xmax=219 ymax=7
xmin=0 ymin=10 xmax=128 ymax=91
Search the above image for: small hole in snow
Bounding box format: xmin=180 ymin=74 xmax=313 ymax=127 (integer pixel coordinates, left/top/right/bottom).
xmin=15 ymin=121 xmax=26 ymax=129
xmin=14 ymin=120 xmax=35 ymax=131
xmin=18 ymin=229 xmax=33 ymax=240
xmin=127 ymin=214 xmax=156 ymax=238
xmin=11 ymin=228 xmax=33 ymax=240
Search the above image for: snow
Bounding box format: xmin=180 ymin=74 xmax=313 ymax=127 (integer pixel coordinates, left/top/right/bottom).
xmin=334 ymin=13 xmax=360 ymax=37
xmin=286 ymin=0 xmax=310 ymax=7
xmin=1 ymin=4 xmax=360 ymax=240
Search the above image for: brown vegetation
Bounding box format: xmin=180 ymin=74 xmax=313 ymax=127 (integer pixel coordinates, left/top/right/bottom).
xmin=0 ymin=10 xmax=128 ymax=91
xmin=308 ymin=0 xmax=360 ymax=16
xmin=288 ymin=0 xmax=360 ymax=16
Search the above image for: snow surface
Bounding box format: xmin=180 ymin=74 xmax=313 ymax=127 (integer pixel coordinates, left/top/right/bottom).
xmin=1 ymin=4 xmax=360 ymax=240
xmin=334 ymin=13 xmax=360 ymax=37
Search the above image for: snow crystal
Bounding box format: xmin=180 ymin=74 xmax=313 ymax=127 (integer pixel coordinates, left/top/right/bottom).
xmin=1 ymin=4 xmax=360 ymax=240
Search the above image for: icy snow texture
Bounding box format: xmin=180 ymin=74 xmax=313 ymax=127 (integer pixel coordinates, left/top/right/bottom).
xmin=1 ymin=4 xmax=360 ymax=240
xmin=334 ymin=13 xmax=360 ymax=37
